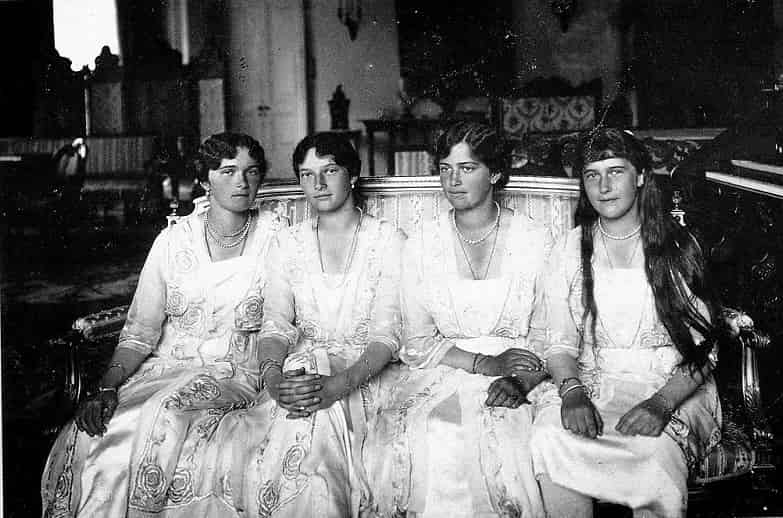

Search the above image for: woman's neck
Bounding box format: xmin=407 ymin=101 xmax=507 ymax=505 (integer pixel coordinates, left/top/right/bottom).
xmin=598 ymin=212 xmax=641 ymax=238
xmin=454 ymin=196 xmax=497 ymax=231
xmin=317 ymin=200 xmax=360 ymax=232
xmin=207 ymin=205 xmax=249 ymax=233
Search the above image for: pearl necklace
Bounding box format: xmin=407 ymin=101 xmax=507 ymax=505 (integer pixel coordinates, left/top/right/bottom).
xmin=205 ymin=211 xmax=252 ymax=248
xmin=597 ymin=219 xmax=641 ymax=241
xmin=452 ymin=201 xmax=501 ymax=246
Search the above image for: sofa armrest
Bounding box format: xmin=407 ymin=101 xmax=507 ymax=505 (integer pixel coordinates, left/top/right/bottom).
xmin=57 ymin=305 xmax=129 ymax=406
xmin=72 ymin=304 xmax=129 ymax=340
xmin=718 ymin=308 xmax=775 ymax=459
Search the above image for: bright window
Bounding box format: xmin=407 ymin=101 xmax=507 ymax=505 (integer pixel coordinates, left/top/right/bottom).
xmin=53 ymin=0 xmax=121 ymax=71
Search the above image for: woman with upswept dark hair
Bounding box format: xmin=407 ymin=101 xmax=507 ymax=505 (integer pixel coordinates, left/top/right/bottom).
xmin=42 ymin=133 xmax=282 ymax=516
xmin=365 ymin=121 xmax=550 ymax=517
xmin=530 ymin=128 xmax=721 ymax=518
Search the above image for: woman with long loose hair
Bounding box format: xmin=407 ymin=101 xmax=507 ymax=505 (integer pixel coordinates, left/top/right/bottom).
xmin=531 ymin=128 xmax=721 ymax=518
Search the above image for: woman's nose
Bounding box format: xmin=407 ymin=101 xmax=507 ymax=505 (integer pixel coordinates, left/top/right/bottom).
xmin=315 ymin=171 xmax=327 ymax=190
xmin=449 ymin=170 xmax=462 ymax=186
xmin=598 ymin=174 xmax=611 ymax=193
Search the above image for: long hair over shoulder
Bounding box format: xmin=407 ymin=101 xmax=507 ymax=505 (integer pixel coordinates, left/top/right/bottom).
xmin=573 ymin=128 xmax=717 ymax=368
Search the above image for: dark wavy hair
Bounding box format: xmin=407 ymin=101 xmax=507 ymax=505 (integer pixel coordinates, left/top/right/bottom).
xmin=574 ymin=128 xmax=717 ymax=369
xmin=197 ymin=133 xmax=267 ymax=182
xmin=431 ymin=121 xmax=509 ymax=189
xmin=292 ymin=132 xmax=362 ymax=206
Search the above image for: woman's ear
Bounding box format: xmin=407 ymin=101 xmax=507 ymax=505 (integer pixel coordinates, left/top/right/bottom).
xmin=637 ymin=173 xmax=645 ymax=187
xmin=490 ymin=171 xmax=502 ymax=185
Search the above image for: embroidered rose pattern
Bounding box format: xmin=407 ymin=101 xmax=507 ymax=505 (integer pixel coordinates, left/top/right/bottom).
xmin=166 ymin=286 xmax=188 ymax=316
xmin=166 ymin=468 xmax=194 ymax=504
xmin=281 ymin=444 xmax=307 ymax=480
xmin=139 ymin=463 xmax=166 ymax=499
xmin=174 ymin=249 xmax=197 ymax=274
xmin=257 ymin=480 xmax=280 ymax=517
xmin=236 ymin=293 xmax=264 ymax=330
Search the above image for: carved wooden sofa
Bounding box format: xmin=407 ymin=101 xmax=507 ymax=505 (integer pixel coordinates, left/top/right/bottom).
xmin=54 ymin=175 xmax=775 ymax=510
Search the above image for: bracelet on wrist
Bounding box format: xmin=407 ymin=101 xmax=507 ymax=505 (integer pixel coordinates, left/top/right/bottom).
xmin=471 ymin=353 xmax=483 ymax=374
xmin=559 ymin=383 xmax=585 ymax=399
xmin=260 ymin=358 xmax=284 ymax=380
xmin=559 ymin=376 xmax=581 ymax=390
xmin=107 ymin=361 xmax=127 ymax=378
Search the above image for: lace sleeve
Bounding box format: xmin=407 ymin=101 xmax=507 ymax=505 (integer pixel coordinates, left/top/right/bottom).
xmin=368 ymin=228 xmax=405 ymax=358
xmin=527 ymin=228 xmax=554 ymax=356
xmin=259 ymin=231 xmax=299 ymax=348
xmin=118 ymin=229 xmax=170 ymax=355
xmin=541 ymin=232 xmax=582 ymax=360
xmin=399 ymin=234 xmax=455 ymax=369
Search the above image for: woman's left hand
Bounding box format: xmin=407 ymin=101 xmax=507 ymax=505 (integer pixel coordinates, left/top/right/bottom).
xmin=485 ymin=377 xmax=527 ymax=408
xmin=616 ymin=398 xmax=671 ymax=436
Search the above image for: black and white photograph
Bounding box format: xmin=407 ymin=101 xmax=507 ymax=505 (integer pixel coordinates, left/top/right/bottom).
xmin=2 ymin=0 xmax=783 ymax=516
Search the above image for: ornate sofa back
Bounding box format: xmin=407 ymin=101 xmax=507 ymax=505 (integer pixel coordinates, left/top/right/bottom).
xmin=257 ymin=175 xmax=580 ymax=240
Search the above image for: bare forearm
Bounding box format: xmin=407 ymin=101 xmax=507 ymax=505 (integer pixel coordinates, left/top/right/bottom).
xmin=342 ymin=342 xmax=393 ymax=391
xmin=259 ymin=336 xmax=289 ymax=387
xmin=100 ymin=346 xmax=148 ymax=389
xmin=544 ymin=352 xmax=580 ymax=386
xmin=656 ymin=363 xmax=711 ymax=409
xmin=438 ymin=346 xmax=478 ymax=372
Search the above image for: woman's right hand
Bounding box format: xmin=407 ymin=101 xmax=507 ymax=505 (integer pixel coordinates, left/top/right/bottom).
xmin=74 ymin=390 xmax=119 ymax=437
xmin=560 ymin=387 xmax=603 ymax=439
xmin=272 ymin=368 xmax=323 ymax=417
xmin=476 ymin=348 xmax=543 ymax=377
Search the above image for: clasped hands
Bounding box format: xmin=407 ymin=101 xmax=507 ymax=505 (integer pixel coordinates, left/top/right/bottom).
xmin=480 ymin=348 xmax=545 ymax=409
xmin=561 ymin=386 xmax=672 ymax=439
xmin=268 ymin=367 xmax=346 ymax=419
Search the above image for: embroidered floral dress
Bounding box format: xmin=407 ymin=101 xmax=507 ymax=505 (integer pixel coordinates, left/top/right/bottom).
xmin=364 ymin=212 xmax=551 ymax=518
xmin=530 ymin=227 xmax=722 ymax=518
xmin=41 ymin=210 xmax=279 ymax=517
xmin=209 ymin=216 xmax=404 ymax=518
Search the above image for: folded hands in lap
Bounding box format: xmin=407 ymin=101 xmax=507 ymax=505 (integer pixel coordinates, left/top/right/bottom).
xmin=272 ymin=368 xmax=347 ymax=419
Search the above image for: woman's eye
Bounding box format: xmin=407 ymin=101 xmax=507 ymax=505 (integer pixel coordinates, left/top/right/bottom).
xmin=221 ymin=168 xmax=235 ymax=175
xmin=300 ymin=171 xmax=313 ymax=178
xmin=460 ymin=166 xmax=476 ymax=173
xmin=583 ymin=172 xmax=597 ymax=180
xmin=325 ymin=167 xmax=340 ymax=175
xmin=246 ymin=168 xmax=260 ymax=176
xmin=439 ymin=167 xmax=451 ymax=175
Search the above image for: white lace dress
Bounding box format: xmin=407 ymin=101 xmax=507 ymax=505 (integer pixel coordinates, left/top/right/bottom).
xmin=530 ymin=227 xmax=722 ymax=518
xmin=364 ymin=212 xmax=551 ymax=518
xmin=209 ymin=216 xmax=404 ymax=518
xmin=41 ymin=210 xmax=280 ymax=517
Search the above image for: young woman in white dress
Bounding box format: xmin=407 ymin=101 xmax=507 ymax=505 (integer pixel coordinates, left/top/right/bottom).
xmin=364 ymin=121 xmax=551 ymax=518
xmin=531 ymin=128 xmax=721 ymax=518
xmin=41 ymin=133 xmax=281 ymax=517
xmin=211 ymin=132 xmax=405 ymax=518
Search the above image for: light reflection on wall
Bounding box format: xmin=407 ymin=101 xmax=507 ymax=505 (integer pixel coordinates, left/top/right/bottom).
xmin=53 ymin=0 xmax=120 ymax=70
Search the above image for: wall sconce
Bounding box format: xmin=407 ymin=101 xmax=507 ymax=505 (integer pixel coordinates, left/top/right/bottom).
xmin=338 ymin=0 xmax=362 ymax=40
xmin=551 ymin=0 xmax=577 ymax=32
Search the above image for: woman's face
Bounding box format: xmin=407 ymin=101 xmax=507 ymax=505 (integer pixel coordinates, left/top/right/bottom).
xmin=206 ymin=147 xmax=262 ymax=213
xmin=297 ymin=147 xmax=354 ymax=213
xmin=582 ymin=157 xmax=643 ymax=222
xmin=439 ymin=141 xmax=500 ymax=211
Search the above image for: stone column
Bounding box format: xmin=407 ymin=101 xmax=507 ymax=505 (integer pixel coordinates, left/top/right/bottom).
xmin=224 ymin=0 xmax=267 ymax=141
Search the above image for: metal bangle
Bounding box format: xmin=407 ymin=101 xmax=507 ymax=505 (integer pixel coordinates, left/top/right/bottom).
xmin=559 ymin=383 xmax=585 ymax=399
xmin=472 ymin=353 xmax=485 ymax=374
xmin=260 ymin=358 xmax=283 ymax=380
xmin=107 ymin=361 xmax=126 ymax=378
